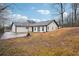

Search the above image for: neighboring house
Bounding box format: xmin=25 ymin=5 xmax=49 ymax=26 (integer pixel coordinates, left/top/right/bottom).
xmin=11 ymin=20 xmax=59 ymax=33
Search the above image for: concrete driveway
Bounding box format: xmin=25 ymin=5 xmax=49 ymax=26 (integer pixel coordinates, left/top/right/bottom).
xmin=0 ymin=32 xmax=27 ymax=40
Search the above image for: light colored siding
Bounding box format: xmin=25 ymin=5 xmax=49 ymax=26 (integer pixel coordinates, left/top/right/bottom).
xmin=16 ymin=27 xmax=28 ymax=33
xmin=39 ymin=26 xmax=47 ymax=32
xmin=28 ymin=27 xmax=32 ymax=32
xmin=33 ymin=27 xmax=38 ymax=32
xmin=12 ymin=24 xmax=16 ymax=32
xmin=33 ymin=26 xmax=47 ymax=32
xmin=12 ymin=25 xmax=32 ymax=33
xmin=44 ymin=26 xmax=47 ymax=32
xmin=47 ymin=21 xmax=58 ymax=31
xmin=38 ymin=27 xmax=42 ymax=32
xmin=12 ymin=21 xmax=58 ymax=33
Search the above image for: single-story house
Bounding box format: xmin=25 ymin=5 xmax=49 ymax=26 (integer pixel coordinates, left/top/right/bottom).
xmin=11 ymin=20 xmax=59 ymax=33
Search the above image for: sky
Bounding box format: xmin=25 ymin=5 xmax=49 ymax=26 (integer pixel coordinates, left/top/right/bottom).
xmin=8 ymin=3 xmax=71 ymax=22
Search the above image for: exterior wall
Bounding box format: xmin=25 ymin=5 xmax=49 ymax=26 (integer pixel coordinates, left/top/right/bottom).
xmin=12 ymin=24 xmax=16 ymax=32
xmin=39 ymin=26 xmax=47 ymax=32
xmin=33 ymin=27 xmax=38 ymax=32
xmin=16 ymin=27 xmax=28 ymax=33
xmin=47 ymin=21 xmax=58 ymax=31
xmin=37 ymin=27 xmax=42 ymax=32
xmin=28 ymin=27 xmax=32 ymax=32
xmin=33 ymin=26 xmax=47 ymax=32
xmin=12 ymin=21 xmax=58 ymax=33
xmin=12 ymin=24 xmax=32 ymax=33
xmin=44 ymin=26 xmax=47 ymax=32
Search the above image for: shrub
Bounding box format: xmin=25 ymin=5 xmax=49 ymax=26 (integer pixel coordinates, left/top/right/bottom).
xmin=0 ymin=27 xmax=4 ymax=33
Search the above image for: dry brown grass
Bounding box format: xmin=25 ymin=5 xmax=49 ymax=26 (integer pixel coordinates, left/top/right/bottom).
xmin=0 ymin=27 xmax=79 ymax=56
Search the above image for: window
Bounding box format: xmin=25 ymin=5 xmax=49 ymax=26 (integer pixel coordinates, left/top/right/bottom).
xmin=42 ymin=26 xmax=44 ymax=31
xmin=38 ymin=27 xmax=40 ymax=32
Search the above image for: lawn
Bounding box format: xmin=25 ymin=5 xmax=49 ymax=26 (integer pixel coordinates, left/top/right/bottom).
xmin=0 ymin=27 xmax=79 ymax=56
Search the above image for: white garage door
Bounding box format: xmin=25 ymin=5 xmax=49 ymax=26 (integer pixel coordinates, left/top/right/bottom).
xmin=17 ymin=27 xmax=28 ymax=32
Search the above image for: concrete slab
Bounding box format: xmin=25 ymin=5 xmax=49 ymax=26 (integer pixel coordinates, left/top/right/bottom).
xmin=0 ymin=32 xmax=27 ymax=40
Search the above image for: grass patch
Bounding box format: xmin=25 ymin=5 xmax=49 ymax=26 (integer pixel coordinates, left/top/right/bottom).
xmin=0 ymin=27 xmax=79 ymax=56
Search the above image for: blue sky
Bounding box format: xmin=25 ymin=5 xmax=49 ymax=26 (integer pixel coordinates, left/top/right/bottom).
xmin=8 ymin=3 xmax=71 ymax=22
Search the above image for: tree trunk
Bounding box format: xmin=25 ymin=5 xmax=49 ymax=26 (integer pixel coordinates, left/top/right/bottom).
xmin=60 ymin=3 xmax=64 ymax=28
xmin=72 ymin=11 xmax=73 ymax=27
xmin=73 ymin=3 xmax=77 ymax=25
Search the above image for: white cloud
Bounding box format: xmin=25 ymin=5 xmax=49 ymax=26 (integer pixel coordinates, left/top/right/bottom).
xmin=12 ymin=14 xmax=28 ymax=22
xmin=37 ymin=10 xmax=50 ymax=15
xmin=31 ymin=18 xmax=49 ymax=22
xmin=1 ymin=9 xmax=28 ymax=22
xmin=13 ymin=14 xmax=28 ymax=19
xmin=31 ymin=19 xmax=41 ymax=22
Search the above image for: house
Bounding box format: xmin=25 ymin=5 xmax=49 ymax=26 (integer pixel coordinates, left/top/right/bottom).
xmin=11 ymin=20 xmax=59 ymax=33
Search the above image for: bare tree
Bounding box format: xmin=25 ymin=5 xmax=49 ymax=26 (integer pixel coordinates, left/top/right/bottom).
xmin=60 ymin=3 xmax=64 ymax=28
xmin=71 ymin=4 xmax=74 ymax=27
xmin=52 ymin=3 xmax=65 ymax=28
xmin=0 ymin=3 xmax=11 ymax=28
xmin=72 ymin=3 xmax=78 ymax=25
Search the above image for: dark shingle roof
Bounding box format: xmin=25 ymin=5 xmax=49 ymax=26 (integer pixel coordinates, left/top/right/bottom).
xmin=13 ymin=20 xmax=59 ymax=27
xmin=29 ymin=20 xmax=54 ymax=26
xmin=13 ymin=22 xmax=30 ymax=27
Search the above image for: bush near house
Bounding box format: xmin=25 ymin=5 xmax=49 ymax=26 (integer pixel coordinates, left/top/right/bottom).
xmin=0 ymin=27 xmax=79 ymax=56
xmin=0 ymin=27 xmax=4 ymax=33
